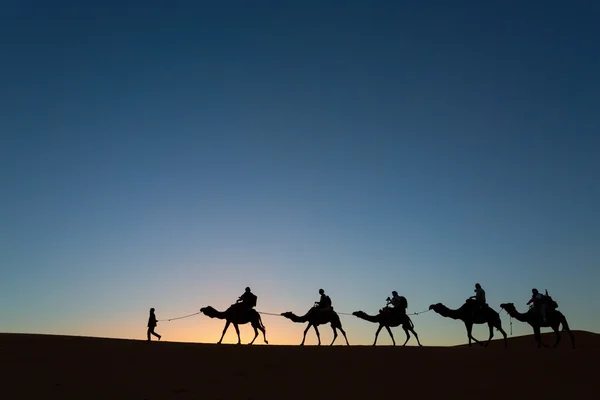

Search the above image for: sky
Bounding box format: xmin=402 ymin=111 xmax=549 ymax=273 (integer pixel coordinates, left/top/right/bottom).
xmin=1 ymin=0 xmax=599 ymax=346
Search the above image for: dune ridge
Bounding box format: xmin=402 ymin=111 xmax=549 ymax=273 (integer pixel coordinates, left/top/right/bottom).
xmin=2 ymin=331 xmax=597 ymax=399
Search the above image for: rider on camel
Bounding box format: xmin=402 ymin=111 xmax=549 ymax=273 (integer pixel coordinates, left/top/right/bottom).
xmin=468 ymin=283 xmax=487 ymax=318
xmin=236 ymin=287 xmax=257 ymax=313
xmin=527 ymin=288 xmax=547 ymax=324
xmin=470 ymin=283 xmax=486 ymax=305
xmin=314 ymin=289 xmax=332 ymax=312
xmin=389 ymin=291 xmax=406 ymax=314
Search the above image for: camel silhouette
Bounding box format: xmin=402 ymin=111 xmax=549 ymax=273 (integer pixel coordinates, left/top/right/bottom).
xmin=429 ymin=299 xmax=508 ymax=347
xmin=199 ymin=305 xmax=268 ymax=345
xmin=281 ymin=307 xmax=350 ymax=346
xmin=499 ymin=303 xmax=575 ymax=348
xmin=352 ymin=308 xmax=423 ymax=346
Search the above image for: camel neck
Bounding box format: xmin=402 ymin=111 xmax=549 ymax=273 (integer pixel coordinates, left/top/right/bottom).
xmin=509 ymin=308 xmax=529 ymax=323
xmin=445 ymin=307 xmax=463 ymax=320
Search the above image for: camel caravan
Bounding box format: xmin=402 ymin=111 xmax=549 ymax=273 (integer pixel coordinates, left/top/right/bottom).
xmin=153 ymin=283 xmax=575 ymax=348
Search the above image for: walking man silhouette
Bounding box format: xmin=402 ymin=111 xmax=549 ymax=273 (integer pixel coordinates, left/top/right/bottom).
xmin=147 ymin=308 xmax=162 ymax=342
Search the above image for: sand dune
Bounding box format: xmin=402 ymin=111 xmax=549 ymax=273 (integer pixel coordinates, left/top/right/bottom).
xmin=2 ymin=331 xmax=597 ymax=399
xmin=454 ymin=329 xmax=599 ymax=349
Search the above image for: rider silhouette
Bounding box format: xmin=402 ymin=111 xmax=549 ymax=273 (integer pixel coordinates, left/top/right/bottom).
xmin=468 ymin=283 xmax=487 ymax=319
xmin=237 ymin=287 xmax=257 ymax=311
xmin=314 ymin=289 xmax=332 ymax=311
xmin=527 ymin=288 xmax=547 ymax=324
xmin=470 ymin=283 xmax=486 ymax=305
xmin=389 ymin=291 xmax=406 ymax=314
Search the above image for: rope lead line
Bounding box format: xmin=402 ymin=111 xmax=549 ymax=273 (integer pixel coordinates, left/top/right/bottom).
xmin=159 ymin=311 xmax=202 ymax=322
xmin=257 ymin=311 xmax=282 ymax=316
xmin=408 ymin=309 xmax=432 ymax=316
xmin=160 ymin=308 xmax=432 ymax=322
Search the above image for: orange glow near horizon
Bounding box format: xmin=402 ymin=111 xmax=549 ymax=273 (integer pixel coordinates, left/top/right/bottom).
xmin=3 ymin=287 xmax=542 ymax=347
xmin=11 ymin=309 xmax=494 ymax=347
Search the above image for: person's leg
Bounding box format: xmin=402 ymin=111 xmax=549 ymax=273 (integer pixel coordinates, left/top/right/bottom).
xmin=148 ymin=326 xmax=161 ymax=341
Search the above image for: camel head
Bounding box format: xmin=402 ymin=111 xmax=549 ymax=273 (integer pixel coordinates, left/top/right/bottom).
xmin=280 ymin=311 xmax=303 ymax=323
xmin=499 ymin=303 xmax=516 ymax=315
xmin=199 ymin=306 xmax=219 ymax=318
xmin=429 ymin=303 xmax=450 ymax=316
xmin=351 ymin=310 xmax=381 ymax=323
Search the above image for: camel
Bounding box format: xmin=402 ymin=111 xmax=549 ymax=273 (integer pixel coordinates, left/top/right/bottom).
xmin=199 ymin=304 xmax=268 ymax=345
xmin=499 ymin=303 xmax=575 ymax=348
xmin=429 ymin=299 xmax=508 ymax=347
xmin=281 ymin=307 xmax=350 ymax=346
xmin=352 ymin=307 xmax=423 ymax=346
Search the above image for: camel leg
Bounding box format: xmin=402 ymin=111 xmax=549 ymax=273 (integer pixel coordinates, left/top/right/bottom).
xmin=466 ymin=322 xmax=472 ymax=346
xmin=385 ymin=326 xmax=396 ymax=346
xmin=249 ymin=325 xmax=259 ymax=345
xmin=401 ymin=326 xmax=410 ymax=346
xmin=233 ymin=323 xmax=241 ymax=345
xmin=258 ymin=324 xmax=268 ymax=344
xmin=559 ymin=315 xmax=575 ymax=349
xmin=338 ymin=324 xmax=349 ymax=346
xmin=313 ymin=324 xmax=321 ymax=346
xmin=330 ymin=325 xmax=338 ymax=346
xmin=217 ymin=321 xmax=231 ymax=344
xmin=373 ymin=324 xmax=384 ymax=346
xmin=251 ymin=312 xmax=268 ymax=344
xmin=300 ymin=323 xmax=312 ymax=346
xmin=533 ymin=326 xmax=549 ymax=348
xmin=551 ymin=323 xmax=561 ymax=348
xmin=484 ymin=322 xmax=494 ymax=347
xmin=406 ymin=326 xmax=422 ymax=346
xmin=465 ymin=322 xmax=482 ymax=347
xmin=495 ymin=323 xmax=508 ymax=348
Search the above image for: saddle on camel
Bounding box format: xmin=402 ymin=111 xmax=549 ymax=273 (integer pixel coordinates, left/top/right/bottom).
xmin=232 ymin=286 xmax=258 ymax=316
xmin=307 ymin=288 xmax=333 ymax=317
xmin=465 ymin=297 xmax=492 ymax=320
xmin=527 ymin=288 xmax=558 ymax=324
xmin=465 ymin=283 xmax=491 ymax=319
xmin=379 ymin=291 xmax=408 ymax=316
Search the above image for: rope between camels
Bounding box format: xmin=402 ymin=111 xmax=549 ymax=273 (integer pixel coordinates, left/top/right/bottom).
xmin=258 ymin=311 xmax=283 ymax=316
xmin=259 ymin=311 xmax=355 ymax=317
xmin=159 ymin=311 xmax=202 ymax=322
xmin=408 ymin=309 xmax=432 ymax=316
xmin=260 ymin=310 xmax=356 ymax=317
xmin=160 ymin=307 xmax=433 ymax=322
xmin=258 ymin=309 xmax=433 ymax=317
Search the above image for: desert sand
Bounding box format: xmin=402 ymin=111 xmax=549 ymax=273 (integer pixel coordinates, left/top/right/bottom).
xmin=2 ymin=331 xmax=598 ymax=399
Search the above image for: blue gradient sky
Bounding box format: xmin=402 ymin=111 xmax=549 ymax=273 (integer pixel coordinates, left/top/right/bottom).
xmin=1 ymin=0 xmax=599 ymax=345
